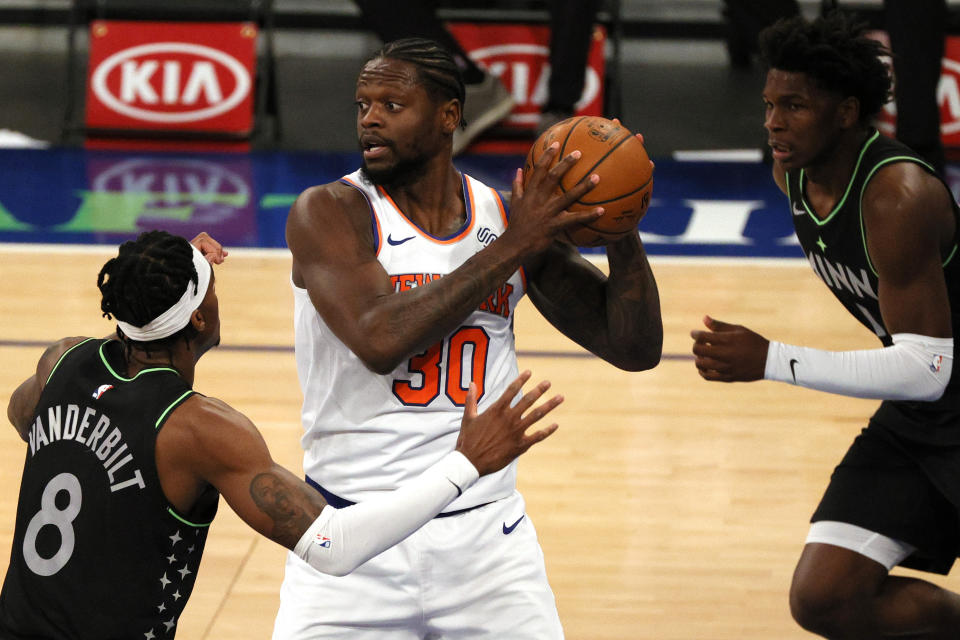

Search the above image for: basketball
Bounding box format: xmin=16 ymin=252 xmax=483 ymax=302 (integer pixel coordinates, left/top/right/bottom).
xmin=523 ymin=116 xmax=653 ymax=247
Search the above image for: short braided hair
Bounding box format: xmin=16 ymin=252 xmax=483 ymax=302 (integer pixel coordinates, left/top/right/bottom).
xmin=759 ymin=10 xmax=892 ymax=124
xmin=98 ymin=230 xmax=199 ymax=352
xmin=369 ymin=37 xmax=467 ymax=127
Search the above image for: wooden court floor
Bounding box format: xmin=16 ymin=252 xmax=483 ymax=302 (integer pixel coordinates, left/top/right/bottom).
xmin=1 ymin=246 xmax=958 ymax=639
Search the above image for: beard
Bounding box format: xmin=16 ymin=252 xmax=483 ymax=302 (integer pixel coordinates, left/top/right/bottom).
xmin=359 ymin=144 xmax=431 ymax=188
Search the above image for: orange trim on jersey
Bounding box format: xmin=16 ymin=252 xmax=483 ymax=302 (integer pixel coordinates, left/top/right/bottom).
xmin=491 ymin=186 xmax=509 ymax=227
xmin=487 ymin=183 xmax=524 ymax=294
xmin=375 ymin=173 xmax=476 ymax=245
xmin=371 ymin=210 xmax=384 ymax=256
xmin=339 ymin=176 xmax=383 ymax=256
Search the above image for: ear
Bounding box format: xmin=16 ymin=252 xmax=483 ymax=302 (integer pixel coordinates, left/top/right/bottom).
xmin=440 ymin=98 xmax=462 ymax=135
xmin=837 ymin=96 xmax=860 ymax=128
xmin=189 ymin=308 xmax=207 ymax=332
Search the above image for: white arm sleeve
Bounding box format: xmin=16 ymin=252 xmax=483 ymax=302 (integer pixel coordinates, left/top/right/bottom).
xmin=764 ymin=333 xmax=953 ymax=401
xmin=292 ymin=450 xmax=479 ymax=577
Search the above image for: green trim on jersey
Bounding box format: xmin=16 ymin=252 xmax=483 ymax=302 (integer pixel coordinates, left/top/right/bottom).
xmin=44 ymin=337 xmax=97 ymax=385
xmin=154 ymin=390 xmax=194 ymax=430
xmin=944 ymin=243 xmax=959 ymax=268
xmin=167 ymin=506 xmax=213 ymax=528
xmin=858 ymin=155 xmax=951 ymax=277
xmin=796 ymin=129 xmax=880 ymax=227
xmin=155 ymin=390 xmax=208 ymax=526
xmin=97 ymin=340 xmax=179 ymax=381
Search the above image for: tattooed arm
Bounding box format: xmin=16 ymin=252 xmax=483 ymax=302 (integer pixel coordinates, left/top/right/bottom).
xmin=156 ymin=395 xmax=328 ymax=550
xmin=154 ymin=375 xmax=562 ymax=571
xmin=287 ymin=145 xmax=601 ymax=374
xmin=524 ymin=233 xmax=663 ymax=371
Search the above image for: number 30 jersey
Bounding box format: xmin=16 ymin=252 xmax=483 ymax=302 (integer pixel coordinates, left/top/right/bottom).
xmin=0 ymin=338 xmax=219 ymax=640
xmin=292 ymin=169 xmax=527 ymax=511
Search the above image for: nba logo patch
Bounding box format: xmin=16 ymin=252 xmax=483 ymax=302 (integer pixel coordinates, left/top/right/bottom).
xmin=931 ymin=355 xmax=944 ymax=373
xmin=92 ymin=384 xmax=114 ymax=399
xmin=314 ymin=535 xmax=331 ymax=549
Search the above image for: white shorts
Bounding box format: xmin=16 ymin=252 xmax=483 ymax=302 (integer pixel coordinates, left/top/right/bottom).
xmin=272 ymin=490 xmax=564 ymax=640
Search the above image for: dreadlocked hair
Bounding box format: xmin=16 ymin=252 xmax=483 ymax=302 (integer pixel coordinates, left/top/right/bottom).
xmin=97 ymin=230 xmax=199 ymax=355
xmin=370 ymin=37 xmax=468 ymax=127
xmin=759 ymin=10 xmax=892 ymax=123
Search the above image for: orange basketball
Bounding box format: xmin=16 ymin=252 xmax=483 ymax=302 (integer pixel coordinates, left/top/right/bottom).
xmin=523 ymin=116 xmax=653 ymax=247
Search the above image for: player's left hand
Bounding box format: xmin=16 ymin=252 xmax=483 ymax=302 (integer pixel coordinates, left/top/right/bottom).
xmin=690 ymin=315 xmax=769 ymax=382
xmin=456 ymin=371 xmax=562 ymax=475
xmin=190 ymin=232 xmax=229 ymax=264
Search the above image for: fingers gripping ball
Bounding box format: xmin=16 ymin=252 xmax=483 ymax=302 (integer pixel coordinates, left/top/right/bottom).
xmin=524 ymin=116 xmax=654 ymax=247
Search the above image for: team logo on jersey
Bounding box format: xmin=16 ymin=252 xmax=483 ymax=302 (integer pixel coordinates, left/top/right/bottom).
xmin=313 ymin=535 xmax=332 ymax=549
xmin=477 ymin=226 xmax=498 ymax=246
xmin=92 ymin=384 xmax=115 ymax=400
xmin=931 ymin=354 xmax=944 ymax=373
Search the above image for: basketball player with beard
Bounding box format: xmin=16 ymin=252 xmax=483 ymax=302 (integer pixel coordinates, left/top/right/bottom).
xmin=275 ymin=38 xmax=663 ymax=639
xmin=0 ymin=230 xmax=563 ymax=639
xmin=691 ymin=12 xmax=960 ymax=639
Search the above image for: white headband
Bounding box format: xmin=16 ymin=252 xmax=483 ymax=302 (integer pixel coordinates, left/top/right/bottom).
xmin=116 ymin=244 xmax=212 ymax=342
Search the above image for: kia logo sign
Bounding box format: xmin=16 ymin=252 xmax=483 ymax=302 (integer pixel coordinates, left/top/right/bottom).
xmin=939 ymin=58 xmax=960 ymax=136
xmin=879 ymin=56 xmax=960 ymax=140
xmin=446 ymin=22 xmax=606 ymax=131
xmin=84 ymin=155 xmax=257 ymax=240
xmin=91 ymin=42 xmax=252 ymax=123
xmin=91 ymin=157 xmax=250 ymax=206
xmin=470 ymin=43 xmax=600 ymax=125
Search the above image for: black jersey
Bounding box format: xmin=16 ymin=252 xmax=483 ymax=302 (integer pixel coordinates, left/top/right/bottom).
xmin=786 ymin=129 xmax=960 ymax=445
xmin=0 ymin=338 xmax=220 ymax=639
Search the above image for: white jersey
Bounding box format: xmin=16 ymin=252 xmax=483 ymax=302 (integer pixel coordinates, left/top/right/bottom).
xmin=292 ymin=168 xmax=527 ymax=511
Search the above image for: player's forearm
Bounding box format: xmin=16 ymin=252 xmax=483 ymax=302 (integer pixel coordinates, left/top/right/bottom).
xmin=524 ymin=238 xmax=659 ymax=370
xmin=604 ymin=233 xmax=663 ymax=370
xmin=293 ymin=452 xmax=478 ymax=576
xmin=357 ymin=237 xmax=526 ymax=373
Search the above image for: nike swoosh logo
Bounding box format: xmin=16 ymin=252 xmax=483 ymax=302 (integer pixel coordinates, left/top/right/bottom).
xmin=792 ymin=203 xmax=806 ymax=217
xmin=387 ymin=234 xmax=415 ymax=246
xmin=789 ymin=358 xmax=799 ymax=383
xmin=502 ymin=515 xmax=525 ymax=535
xmin=447 ymin=478 xmax=462 ymax=497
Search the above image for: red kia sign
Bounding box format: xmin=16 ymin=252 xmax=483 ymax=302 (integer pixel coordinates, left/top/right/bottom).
xmin=85 ymin=20 xmax=257 ymax=135
xmin=873 ymin=32 xmax=960 ymax=148
xmin=447 ymin=22 xmax=606 ymax=131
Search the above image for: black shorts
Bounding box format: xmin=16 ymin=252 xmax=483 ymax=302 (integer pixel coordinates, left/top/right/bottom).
xmin=812 ymin=421 xmax=960 ymax=574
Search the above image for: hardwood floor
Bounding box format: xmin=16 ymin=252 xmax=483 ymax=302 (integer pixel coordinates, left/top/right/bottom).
xmin=1 ymin=246 xmax=956 ymax=639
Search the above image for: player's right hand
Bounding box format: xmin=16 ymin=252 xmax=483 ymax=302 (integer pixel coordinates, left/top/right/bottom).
xmin=190 ymin=231 xmax=229 ymax=264
xmin=505 ymin=142 xmax=603 ymax=255
xmin=690 ymin=315 xmax=769 ymax=382
xmin=455 ymin=370 xmax=562 ymax=476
